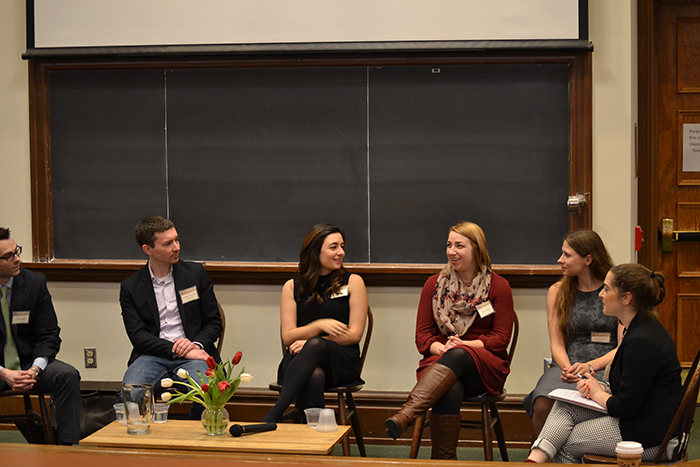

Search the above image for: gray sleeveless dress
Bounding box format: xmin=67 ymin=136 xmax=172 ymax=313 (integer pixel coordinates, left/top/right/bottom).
xmin=522 ymin=285 xmax=617 ymax=416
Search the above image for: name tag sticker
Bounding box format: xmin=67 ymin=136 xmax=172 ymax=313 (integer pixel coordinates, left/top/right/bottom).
xmin=12 ymin=311 xmax=30 ymax=325
xmin=476 ymin=301 xmax=495 ymax=319
xmin=179 ymin=286 xmax=199 ymax=304
xmin=330 ymin=286 xmax=349 ymax=299
xmin=591 ymin=332 xmax=611 ymax=344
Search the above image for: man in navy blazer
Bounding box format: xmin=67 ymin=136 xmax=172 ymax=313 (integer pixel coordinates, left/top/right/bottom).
xmin=0 ymin=227 xmax=81 ymax=444
xmin=120 ymin=216 xmax=222 ymax=419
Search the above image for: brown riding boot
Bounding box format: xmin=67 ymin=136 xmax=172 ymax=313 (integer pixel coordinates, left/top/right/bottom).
xmin=430 ymin=413 xmax=461 ymax=460
xmin=384 ymin=363 xmax=458 ymax=439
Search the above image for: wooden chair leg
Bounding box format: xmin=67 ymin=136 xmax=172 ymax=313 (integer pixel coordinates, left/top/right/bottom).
xmin=409 ymin=413 xmax=426 ymax=459
xmin=20 ymin=394 xmax=39 ymax=443
xmin=38 ymin=393 xmax=55 ymax=444
xmin=336 ymin=393 xmax=351 ymax=456
xmin=345 ymin=394 xmax=366 ymax=457
xmin=490 ymin=402 xmax=508 ymax=461
xmin=480 ymin=403 xmax=494 ymax=461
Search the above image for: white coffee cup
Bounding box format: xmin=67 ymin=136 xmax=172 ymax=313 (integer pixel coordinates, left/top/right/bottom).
xmin=616 ymin=441 xmax=643 ymax=467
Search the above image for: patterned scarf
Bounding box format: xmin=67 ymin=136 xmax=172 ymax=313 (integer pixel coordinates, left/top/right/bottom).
xmin=432 ymin=266 xmax=492 ymax=336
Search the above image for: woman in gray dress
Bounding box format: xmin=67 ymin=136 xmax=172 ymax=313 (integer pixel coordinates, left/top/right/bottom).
xmin=522 ymin=229 xmax=622 ymax=438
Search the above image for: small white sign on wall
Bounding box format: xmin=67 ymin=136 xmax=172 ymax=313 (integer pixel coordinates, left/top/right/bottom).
xmin=683 ymin=123 xmax=700 ymax=172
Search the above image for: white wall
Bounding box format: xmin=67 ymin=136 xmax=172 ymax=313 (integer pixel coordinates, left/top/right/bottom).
xmin=32 ymin=0 xmax=580 ymax=47
xmin=0 ymin=0 xmax=636 ymax=394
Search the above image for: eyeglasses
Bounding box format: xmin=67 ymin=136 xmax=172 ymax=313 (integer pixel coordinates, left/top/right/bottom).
xmin=0 ymin=246 xmax=22 ymax=262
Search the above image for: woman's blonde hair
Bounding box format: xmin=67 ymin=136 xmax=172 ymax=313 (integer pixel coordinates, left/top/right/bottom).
xmin=443 ymin=221 xmax=492 ymax=275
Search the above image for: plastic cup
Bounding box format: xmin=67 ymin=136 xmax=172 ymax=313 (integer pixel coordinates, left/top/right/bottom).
xmin=122 ymin=383 xmax=154 ymax=435
xmin=304 ymin=408 xmax=322 ymax=428
xmin=113 ymin=403 xmax=127 ymax=426
xmin=616 ymin=441 xmax=643 ymax=467
xmin=153 ymin=403 xmax=169 ymax=423
xmin=316 ymin=408 xmax=338 ymax=433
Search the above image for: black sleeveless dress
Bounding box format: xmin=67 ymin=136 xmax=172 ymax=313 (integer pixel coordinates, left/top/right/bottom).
xmin=276 ymin=271 xmax=364 ymax=387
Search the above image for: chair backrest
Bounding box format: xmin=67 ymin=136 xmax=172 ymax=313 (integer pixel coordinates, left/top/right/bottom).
xmin=654 ymin=346 xmax=700 ymax=462
xmin=506 ymin=310 xmax=519 ymax=367
xmin=216 ymin=301 xmax=226 ymax=355
xmin=357 ymin=307 xmax=374 ymax=375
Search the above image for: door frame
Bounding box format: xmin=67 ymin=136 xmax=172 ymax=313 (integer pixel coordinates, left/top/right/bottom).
xmin=637 ymin=0 xmax=660 ymax=269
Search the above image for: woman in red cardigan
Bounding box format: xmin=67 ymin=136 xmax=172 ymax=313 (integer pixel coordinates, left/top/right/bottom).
xmin=385 ymin=221 xmax=515 ymax=460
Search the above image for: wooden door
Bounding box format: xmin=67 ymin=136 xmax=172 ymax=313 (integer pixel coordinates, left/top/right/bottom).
xmin=639 ymin=0 xmax=700 ymax=366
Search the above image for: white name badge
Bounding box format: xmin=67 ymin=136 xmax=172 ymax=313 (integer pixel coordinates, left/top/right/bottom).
xmin=330 ymin=286 xmax=349 ymax=299
xmin=12 ymin=311 xmax=30 ymax=324
xmin=179 ymin=286 xmax=199 ymax=304
xmin=476 ymin=301 xmax=495 ymax=319
xmin=591 ymin=332 xmax=611 ymax=344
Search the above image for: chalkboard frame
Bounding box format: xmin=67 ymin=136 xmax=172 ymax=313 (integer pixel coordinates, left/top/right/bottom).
xmin=26 ymin=49 xmax=592 ymax=288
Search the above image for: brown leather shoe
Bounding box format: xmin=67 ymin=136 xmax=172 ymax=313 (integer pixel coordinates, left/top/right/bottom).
xmin=430 ymin=413 xmax=461 ymax=459
xmin=384 ymin=363 xmax=458 ymax=440
xmin=384 ymin=413 xmax=411 ymax=439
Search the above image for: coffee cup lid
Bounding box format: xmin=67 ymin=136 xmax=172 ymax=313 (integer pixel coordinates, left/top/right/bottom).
xmin=616 ymin=441 xmax=643 ymax=454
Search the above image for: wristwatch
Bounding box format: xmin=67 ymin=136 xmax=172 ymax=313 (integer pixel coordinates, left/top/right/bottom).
xmin=30 ymin=367 xmax=40 ymax=379
xmin=587 ymin=363 xmax=595 ymax=373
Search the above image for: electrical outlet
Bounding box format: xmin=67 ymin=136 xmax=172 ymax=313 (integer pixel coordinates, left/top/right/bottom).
xmin=84 ymin=347 xmax=97 ymax=368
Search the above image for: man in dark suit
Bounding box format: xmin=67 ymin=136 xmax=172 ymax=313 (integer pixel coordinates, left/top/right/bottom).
xmin=0 ymin=227 xmax=81 ymax=444
xmin=120 ymin=216 xmax=222 ymax=419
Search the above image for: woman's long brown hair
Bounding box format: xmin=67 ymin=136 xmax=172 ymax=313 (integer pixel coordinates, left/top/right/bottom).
xmin=296 ymin=224 xmax=347 ymax=306
xmin=556 ymin=229 xmax=613 ymax=343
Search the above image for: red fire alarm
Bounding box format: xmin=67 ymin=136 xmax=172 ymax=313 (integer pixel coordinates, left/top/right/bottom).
xmin=635 ymin=226 xmax=644 ymax=251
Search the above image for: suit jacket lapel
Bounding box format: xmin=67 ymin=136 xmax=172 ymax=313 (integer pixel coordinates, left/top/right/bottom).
xmin=9 ymin=271 xmax=27 ymax=313
xmin=172 ymin=261 xmax=187 ymax=329
xmin=138 ymin=265 xmax=160 ymax=330
xmin=1 ymin=272 xmax=26 ymax=346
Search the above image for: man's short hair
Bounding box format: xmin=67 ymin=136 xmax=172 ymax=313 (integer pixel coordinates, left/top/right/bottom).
xmin=0 ymin=227 xmax=10 ymax=241
xmin=134 ymin=216 xmax=175 ymax=248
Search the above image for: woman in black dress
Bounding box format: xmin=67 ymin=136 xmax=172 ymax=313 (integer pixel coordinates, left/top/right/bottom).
xmin=262 ymin=224 xmax=368 ymax=423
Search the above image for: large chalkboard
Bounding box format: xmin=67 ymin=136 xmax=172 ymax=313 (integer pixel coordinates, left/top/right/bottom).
xmin=49 ymin=62 xmax=570 ymax=265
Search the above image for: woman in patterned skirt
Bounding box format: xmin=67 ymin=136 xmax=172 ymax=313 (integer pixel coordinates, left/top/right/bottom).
xmin=526 ymin=263 xmax=683 ymax=463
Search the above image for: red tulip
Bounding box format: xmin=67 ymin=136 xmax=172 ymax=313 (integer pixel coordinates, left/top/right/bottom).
xmin=232 ymin=351 xmax=242 ymax=365
xmin=201 ymin=383 xmax=210 ymax=392
xmin=206 ymin=356 xmax=217 ymax=369
xmin=206 ymin=368 xmax=215 ymax=377
xmin=218 ymin=381 xmax=231 ymax=392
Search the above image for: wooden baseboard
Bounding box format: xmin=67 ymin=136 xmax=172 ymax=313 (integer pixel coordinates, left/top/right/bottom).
xmin=4 ymin=383 xmax=535 ymax=448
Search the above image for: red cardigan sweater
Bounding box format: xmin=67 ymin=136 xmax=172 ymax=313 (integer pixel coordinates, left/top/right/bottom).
xmin=414 ymin=272 xmax=515 ymax=395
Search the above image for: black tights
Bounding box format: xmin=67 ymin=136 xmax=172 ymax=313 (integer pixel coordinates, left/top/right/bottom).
xmin=432 ymin=348 xmax=487 ymax=415
xmin=262 ymin=337 xmax=332 ymax=423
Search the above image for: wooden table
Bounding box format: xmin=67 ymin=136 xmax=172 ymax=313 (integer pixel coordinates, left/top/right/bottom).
xmin=80 ymin=420 xmax=350 ymax=456
xmin=0 ymin=442 xmax=557 ymax=467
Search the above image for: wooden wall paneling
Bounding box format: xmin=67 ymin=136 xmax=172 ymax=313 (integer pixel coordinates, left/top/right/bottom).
xmin=677 ymin=294 xmax=700 ymax=366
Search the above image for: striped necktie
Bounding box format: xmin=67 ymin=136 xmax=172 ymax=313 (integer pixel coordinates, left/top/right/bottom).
xmin=1 ymin=286 xmax=21 ymax=371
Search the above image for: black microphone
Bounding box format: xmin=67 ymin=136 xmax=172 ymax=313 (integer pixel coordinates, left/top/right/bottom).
xmin=229 ymin=422 xmax=277 ymax=437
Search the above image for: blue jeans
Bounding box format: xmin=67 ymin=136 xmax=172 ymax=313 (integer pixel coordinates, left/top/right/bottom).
xmin=121 ymin=355 xmax=208 ymax=420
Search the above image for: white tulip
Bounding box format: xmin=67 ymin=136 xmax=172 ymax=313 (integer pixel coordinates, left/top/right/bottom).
xmin=177 ymin=368 xmax=189 ymax=379
xmin=240 ymin=373 xmax=253 ymax=383
xmin=161 ymin=392 xmax=172 ymax=402
xmin=161 ymin=378 xmax=173 ymax=388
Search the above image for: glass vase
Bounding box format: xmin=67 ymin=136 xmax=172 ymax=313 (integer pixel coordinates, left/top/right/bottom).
xmin=201 ymin=405 xmax=229 ymax=436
